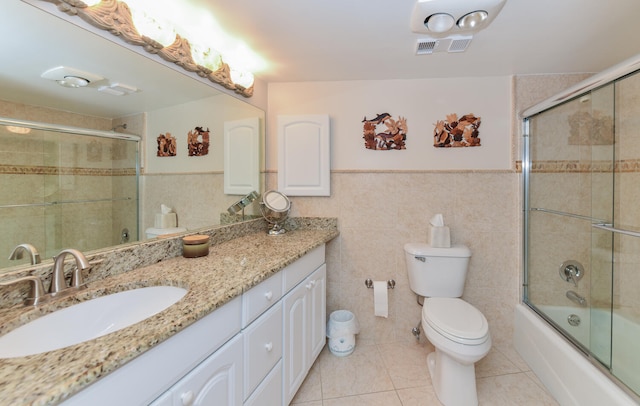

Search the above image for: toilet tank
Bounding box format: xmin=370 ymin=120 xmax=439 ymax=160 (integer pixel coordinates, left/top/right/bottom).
xmin=404 ymin=243 xmax=471 ymax=297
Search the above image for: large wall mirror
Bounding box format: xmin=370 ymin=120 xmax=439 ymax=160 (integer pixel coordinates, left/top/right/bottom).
xmin=0 ymin=1 xmax=265 ymax=272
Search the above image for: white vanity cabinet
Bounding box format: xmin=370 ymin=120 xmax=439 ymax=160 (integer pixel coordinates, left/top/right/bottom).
xmin=156 ymin=334 xmax=244 ymax=406
xmin=65 ymin=244 xmax=327 ymax=406
xmin=282 ymin=255 xmax=327 ymax=405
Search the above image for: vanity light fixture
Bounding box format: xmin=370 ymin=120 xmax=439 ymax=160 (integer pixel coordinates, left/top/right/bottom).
xmin=41 ymin=0 xmax=260 ymax=97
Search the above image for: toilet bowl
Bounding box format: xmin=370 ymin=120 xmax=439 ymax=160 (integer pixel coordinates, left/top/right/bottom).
xmin=404 ymin=242 xmax=491 ymax=406
xmin=422 ymin=297 xmax=491 ymax=406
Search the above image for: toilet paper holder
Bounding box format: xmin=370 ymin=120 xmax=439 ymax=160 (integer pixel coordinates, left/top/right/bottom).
xmin=365 ymin=279 xmax=395 ymax=289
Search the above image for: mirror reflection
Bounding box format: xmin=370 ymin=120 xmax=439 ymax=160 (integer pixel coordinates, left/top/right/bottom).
xmin=0 ymin=2 xmax=265 ymax=271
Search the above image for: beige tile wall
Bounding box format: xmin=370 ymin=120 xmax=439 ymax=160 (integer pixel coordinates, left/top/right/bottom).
xmin=266 ymin=170 xmax=519 ymax=349
xmin=0 ymin=99 xmax=138 ymax=267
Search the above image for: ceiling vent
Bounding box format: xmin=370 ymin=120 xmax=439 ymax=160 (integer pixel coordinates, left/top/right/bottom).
xmin=448 ymin=36 xmax=472 ymax=52
xmin=416 ymin=36 xmax=472 ymax=55
xmin=416 ymin=39 xmax=438 ymax=55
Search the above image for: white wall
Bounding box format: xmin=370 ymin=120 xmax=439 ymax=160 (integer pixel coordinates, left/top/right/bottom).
xmin=267 ymin=76 xmax=512 ymax=171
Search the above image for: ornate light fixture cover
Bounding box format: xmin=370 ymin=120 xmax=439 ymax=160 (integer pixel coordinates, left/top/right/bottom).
xmin=44 ymin=0 xmax=254 ymax=97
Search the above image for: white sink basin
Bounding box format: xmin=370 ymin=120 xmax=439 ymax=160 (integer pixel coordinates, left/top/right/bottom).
xmin=0 ymin=286 xmax=187 ymax=358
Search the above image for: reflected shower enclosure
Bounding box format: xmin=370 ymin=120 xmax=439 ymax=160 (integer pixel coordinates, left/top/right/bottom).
xmin=523 ymin=67 xmax=640 ymax=397
xmin=0 ymin=119 xmax=139 ymax=269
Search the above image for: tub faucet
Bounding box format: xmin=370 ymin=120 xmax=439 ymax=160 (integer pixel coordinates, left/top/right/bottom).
xmin=8 ymin=243 xmax=41 ymax=265
xmin=50 ymin=249 xmax=91 ymax=294
xmin=566 ymin=290 xmax=587 ymax=307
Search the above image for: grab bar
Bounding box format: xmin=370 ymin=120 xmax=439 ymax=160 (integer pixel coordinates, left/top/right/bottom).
xmin=592 ymin=223 xmax=640 ymax=238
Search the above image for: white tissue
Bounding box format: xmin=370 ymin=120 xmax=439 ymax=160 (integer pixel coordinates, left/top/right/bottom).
xmin=430 ymin=213 xmax=444 ymax=227
xmin=155 ymin=204 xmax=177 ymax=228
xmin=429 ymin=213 xmax=451 ymax=248
xmin=373 ymin=281 xmax=388 ymax=318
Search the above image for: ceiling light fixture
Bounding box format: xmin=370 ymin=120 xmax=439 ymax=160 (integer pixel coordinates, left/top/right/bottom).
xmin=56 ymin=75 xmax=90 ymax=88
xmin=410 ymin=0 xmax=506 ymax=37
xmin=41 ymin=66 xmax=104 ymax=88
xmin=42 ymin=0 xmax=260 ymax=97
xmin=425 ymin=13 xmax=455 ymax=33
xmin=457 ymin=11 xmax=489 ymax=30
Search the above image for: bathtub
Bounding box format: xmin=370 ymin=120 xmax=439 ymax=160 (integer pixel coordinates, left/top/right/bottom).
xmin=514 ymin=304 xmax=638 ymax=406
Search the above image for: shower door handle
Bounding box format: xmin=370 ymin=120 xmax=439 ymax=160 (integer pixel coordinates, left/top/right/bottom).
xmin=592 ymin=223 xmax=640 ymax=238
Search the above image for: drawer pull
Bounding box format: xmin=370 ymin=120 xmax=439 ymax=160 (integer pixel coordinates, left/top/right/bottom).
xmin=181 ymin=390 xmax=194 ymax=406
xmin=265 ymin=342 xmax=273 ymax=352
xmin=265 ymin=291 xmax=273 ymax=301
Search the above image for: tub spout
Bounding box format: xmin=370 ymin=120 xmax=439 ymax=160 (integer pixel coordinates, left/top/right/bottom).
xmin=566 ymin=290 xmax=587 ymax=307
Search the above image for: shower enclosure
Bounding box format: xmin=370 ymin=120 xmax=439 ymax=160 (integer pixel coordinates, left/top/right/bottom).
xmin=523 ymin=57 xmax=640 ymax=398
xmin=0 ymin=118 xmax=139 ymax=269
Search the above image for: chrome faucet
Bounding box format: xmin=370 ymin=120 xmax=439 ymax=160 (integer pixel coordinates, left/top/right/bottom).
xmin=0 ymin=276 xmax=47 ymax=306
xmin=8 ymin=243 xmax=41 ymax=265
xmin=50 ymin=249 xmax=91 ymax=294
xmin=566 ymin=290 xmax=587 ymax=307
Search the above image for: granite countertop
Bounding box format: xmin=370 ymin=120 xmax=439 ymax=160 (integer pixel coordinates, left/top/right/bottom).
xmin=0 ymin=223 xmax=338 ymax=405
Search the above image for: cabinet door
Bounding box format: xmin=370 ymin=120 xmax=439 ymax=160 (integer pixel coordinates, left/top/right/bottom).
xmin=243 ymin=361 xmax=283 ymax=406
xmin=277 ymin=114 xmax=330 ymax=196
xmin=170 ymin=334 xmax=243 ymax=406
xmin=282 ymin=281 xmax=309 ymax=405
xmin=308 ymin=265 xmax=327 ymax=361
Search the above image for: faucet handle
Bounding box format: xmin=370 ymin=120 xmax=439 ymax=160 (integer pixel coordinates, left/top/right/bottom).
xmin=70 ymin=265 xmax=90 ymax=289
xmin=0 ymin=276 xmax=47 ymax=306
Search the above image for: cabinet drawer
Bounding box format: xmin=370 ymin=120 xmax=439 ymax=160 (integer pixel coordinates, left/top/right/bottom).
xmin=243 ymin=302 xmax=283 ymax=399
xmin=282 ymin=245 xmax=325 ymax=293
xmin=243 ymin=361 xmax=282 ymax=406
xmin=242 ymin=272 xmax=282 ymax=327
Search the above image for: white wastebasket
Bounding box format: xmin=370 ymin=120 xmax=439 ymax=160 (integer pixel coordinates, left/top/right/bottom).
xmin=327 ymin=310 xmax=360 ymax=357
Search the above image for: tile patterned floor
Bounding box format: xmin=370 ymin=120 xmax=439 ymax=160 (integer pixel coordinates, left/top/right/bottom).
xmin=291 ymin=339 xmax=559 ymax=406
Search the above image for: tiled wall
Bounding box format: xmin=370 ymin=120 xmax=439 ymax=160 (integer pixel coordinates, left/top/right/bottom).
xmin=0 ymin=100 xmax=137 ymax=267
xmin=265 ymin=170 xmax=518 ymax=348
xmin=265 ymin=73 xmax=594 ymax=355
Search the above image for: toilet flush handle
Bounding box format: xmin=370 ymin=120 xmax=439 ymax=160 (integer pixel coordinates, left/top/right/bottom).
xmin=415 ymin=256 xmax=426 ymax=262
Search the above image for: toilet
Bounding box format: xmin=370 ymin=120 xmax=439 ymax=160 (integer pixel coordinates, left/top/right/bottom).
xmin=404 ymin=242 xmax=491 ymax=406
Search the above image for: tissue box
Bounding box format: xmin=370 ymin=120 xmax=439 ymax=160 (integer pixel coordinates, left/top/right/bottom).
xmin=430 ymin=225 xmax=451 ymax=248
xmin=155 ymin=213 xmax=177 ymax=229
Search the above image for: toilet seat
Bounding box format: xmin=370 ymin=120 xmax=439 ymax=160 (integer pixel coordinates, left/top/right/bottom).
xmin=423 ymin=297 xmax=489 ymax=345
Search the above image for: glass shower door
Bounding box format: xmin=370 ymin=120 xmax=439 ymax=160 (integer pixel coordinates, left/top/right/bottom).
xmin=609 ymin=70 xmax=640 ymax=394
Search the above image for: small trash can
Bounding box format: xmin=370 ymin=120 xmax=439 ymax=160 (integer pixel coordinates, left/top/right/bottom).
xmin=327 ymin=310 xmax=360 ymax=357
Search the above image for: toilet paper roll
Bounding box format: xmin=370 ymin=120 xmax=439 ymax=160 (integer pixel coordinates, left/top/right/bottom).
xmin=373 ymin=280 xmax=388 ymax=318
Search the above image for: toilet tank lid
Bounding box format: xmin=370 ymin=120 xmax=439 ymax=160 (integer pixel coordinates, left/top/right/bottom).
xmin=404 ymin=243 xmax=471 ymax=257
xmin=146 ymin=227 xmax=187 ymax=235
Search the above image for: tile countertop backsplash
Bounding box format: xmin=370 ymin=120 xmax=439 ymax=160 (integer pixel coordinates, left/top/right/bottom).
xmin=0 ymin=217 xmax=338 ymax=406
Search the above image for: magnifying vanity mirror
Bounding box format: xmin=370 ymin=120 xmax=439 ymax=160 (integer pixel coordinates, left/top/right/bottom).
xmin=259 ymin=190 xmax=291 ymax=235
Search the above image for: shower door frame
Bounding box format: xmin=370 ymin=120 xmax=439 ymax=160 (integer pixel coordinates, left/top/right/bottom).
xmin=521 ymin=54 xmax=640 ymax=400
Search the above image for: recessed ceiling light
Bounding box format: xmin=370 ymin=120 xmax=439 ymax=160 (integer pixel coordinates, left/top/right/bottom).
xmin=425 ymin=13 xmax=455 ymax=33
xmin=457 ymin=10 xmax=489 ymax=30
xmin=56 ymin=76 xmax=90 ymax=88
